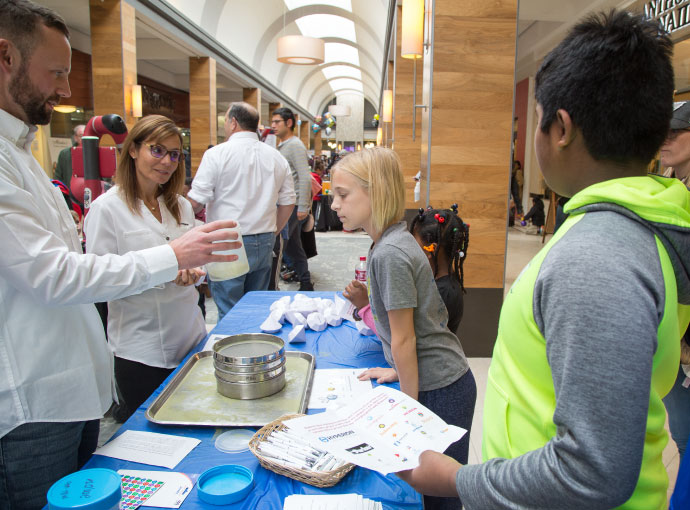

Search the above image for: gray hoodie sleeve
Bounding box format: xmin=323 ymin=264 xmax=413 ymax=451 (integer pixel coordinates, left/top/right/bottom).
xmin=455 ymin=211 xmax=665 ymax=509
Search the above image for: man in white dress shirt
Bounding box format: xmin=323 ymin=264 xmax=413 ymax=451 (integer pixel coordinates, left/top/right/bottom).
xmin=188 ymin=102 xmax=296 ymax=319
xmin=0 ymin=2 xmax=240 ymax=508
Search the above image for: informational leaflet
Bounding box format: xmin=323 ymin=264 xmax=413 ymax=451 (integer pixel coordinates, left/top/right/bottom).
xmin=307 ymin=369 xmax=372 ymax=410
xmin=283 ymin=493 xmax=382 ymax=510
xmin=287 ymin=386 xmax=466 ymax=475
xmin=118 ymin=470 xmax=196 ymax=509
xmin=94 ymin=431 xmax=200 ymax=469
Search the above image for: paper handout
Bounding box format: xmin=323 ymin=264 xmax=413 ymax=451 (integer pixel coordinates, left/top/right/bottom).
xmin=118 ymin=470 xmax=196 ymax=509
xmin=284 ymin=493 xmax=382 ymax=510
xmin=307 ymin=369 xmax=372 ymax=410
xmin=94 ymin=430 xmax=200 ymax=469
xmin=286 ymin=386 xmax=466 ymax=475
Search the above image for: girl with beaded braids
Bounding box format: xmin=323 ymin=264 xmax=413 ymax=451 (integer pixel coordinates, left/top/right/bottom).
xmin=409 ymin=205 xmax=469 ymax=334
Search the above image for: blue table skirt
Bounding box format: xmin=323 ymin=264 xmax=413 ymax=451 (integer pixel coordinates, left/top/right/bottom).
xmin=84 ymin=291 xmax=423 ymax=509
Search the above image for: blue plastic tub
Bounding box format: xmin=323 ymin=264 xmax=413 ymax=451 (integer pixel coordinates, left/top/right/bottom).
xmin=47 ymin=468 xmax=121 ymax=510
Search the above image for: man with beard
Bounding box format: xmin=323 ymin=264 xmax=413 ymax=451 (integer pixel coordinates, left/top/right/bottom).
xmin=0 ymin=2 xmax=242 ymax=508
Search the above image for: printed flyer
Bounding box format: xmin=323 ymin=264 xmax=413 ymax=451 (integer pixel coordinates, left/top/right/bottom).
xmin=287 ymin=386 xmax=466 ymax=475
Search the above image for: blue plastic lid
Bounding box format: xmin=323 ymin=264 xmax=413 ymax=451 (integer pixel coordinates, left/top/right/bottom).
xmin=47 ymin=468 xmax=121 ymax=510
xmin=197 ymin=464 xmax=253 ymax=505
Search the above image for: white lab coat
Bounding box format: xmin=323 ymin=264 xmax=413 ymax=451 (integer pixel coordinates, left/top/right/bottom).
xmin=84 ymin=187 xmax=206 ymax=368
xmin=0 ymin=109 xmax=179 ymax=439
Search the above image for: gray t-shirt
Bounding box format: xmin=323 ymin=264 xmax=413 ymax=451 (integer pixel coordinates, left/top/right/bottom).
xmin=368 ymin=221 xmax=469 ymax=391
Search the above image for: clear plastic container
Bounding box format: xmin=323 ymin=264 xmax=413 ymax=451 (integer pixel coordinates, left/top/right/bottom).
xmin=206 ymin=225 xmax=250 ymax=281
xmin=355 ymin=256 xmax=367 ymax=282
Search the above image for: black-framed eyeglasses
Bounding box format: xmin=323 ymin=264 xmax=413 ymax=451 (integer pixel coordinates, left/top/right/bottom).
xmin=141 ymin=143 xmax=181 ymax=162
xmin=667 ymin=128 xmax=690 ymax=141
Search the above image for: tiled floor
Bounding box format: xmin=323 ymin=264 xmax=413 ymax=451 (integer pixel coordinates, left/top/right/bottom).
xmin=98 ymin=227 xmax=681 ymax=500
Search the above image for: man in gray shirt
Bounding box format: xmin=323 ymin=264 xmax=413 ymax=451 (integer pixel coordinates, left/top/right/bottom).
xmin=272 ymin=107 xmax=313 ymax=290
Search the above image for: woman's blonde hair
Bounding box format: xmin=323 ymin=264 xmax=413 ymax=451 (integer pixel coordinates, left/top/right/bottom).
xmin=115 ymin=115 xmax=185 ymax=223
xmin=332 ymin=147 xmax=405 ymax=235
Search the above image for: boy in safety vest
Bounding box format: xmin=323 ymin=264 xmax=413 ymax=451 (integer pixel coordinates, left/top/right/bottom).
xmin=399 ymin=10 xmax=690 ymax=510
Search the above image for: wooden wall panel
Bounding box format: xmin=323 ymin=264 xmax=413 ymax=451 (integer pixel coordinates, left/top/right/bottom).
xmin=242 ymin=88 xmax=261 ymax=123
xmin=69 ymin=49 xmax=93 ymax=110
xmin=298 ymin=116 xmax=310 ymax=150
xmin=393 ymin=5 xmax=424 ymax=208
xmin=189 ymin=57 xmax=217 ymax=175
xmin=89 ymin=0 xmax=138 ymax=129
xmin=426 ymin=0 xmax=517 ymax=290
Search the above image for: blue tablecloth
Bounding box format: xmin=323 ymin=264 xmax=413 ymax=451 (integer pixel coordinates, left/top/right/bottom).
xmin=84 ymin=291 xmax=422 ymax=509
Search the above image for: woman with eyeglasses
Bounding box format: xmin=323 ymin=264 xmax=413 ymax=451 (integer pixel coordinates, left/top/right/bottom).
xmin=659 ymin=101 xmax=690 ymax=462
xmin=84 ymin=115 xmax=206 ymax=422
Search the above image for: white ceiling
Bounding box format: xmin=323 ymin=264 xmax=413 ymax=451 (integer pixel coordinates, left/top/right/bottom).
xmin=33 ymin=0 xmax=690 ymax=114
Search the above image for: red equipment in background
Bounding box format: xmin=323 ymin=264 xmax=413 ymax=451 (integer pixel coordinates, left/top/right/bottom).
xmin=71 ymin=114 xmax=128 ymax=212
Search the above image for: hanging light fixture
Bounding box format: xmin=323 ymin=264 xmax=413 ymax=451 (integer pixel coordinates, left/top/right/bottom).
xmin=277 ymin=35 xmax=325 ymax=65
xmin=54 ymin=105 xmax=77 ymax=113
xmin=401 ymin=0 xmax=424 ymax=59
xmin=376 ymin=127 xmax=383 ymax=146
xmin=131 ymin=84 xmax=143 ymax=118
xmin=382 ymin=90 xmax=393 ymax=123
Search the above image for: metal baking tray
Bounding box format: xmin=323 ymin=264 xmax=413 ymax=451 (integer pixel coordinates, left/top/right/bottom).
xmin=145 ymin=350 xmax=314 ymax=427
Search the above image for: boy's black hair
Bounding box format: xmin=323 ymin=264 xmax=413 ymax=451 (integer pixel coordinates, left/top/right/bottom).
xmin=410 ymin=205 xmax=469 ymax=293
xmin=273 ymin=107 xmax=296 ymax=131
xmin=535 ymin=10 xmax=673 ymax=165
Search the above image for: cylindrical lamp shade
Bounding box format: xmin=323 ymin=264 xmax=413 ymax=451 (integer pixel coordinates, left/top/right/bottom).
xmin=54 ymin=105 xmax=77 ymax=113
xmin=277 ymin=35 xmax=325 ymax=65
xmin=131 ymin=85 xmax=143 ymax=118
xmin=401 ymin=0 xmax=424 ymax=59
xmin=328 ymin=104 xmax=352 ymax=117
xmin=376 ymin=127 xmax=383 ymax=146
xmin=382 ymin=90 xmax=393 ymax=123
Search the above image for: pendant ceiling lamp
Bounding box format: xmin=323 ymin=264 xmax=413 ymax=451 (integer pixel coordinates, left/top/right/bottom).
xmin=328 ymin=104 xmax=351 ymax=117
xmin=277 ymin=35 xmax=325 ymax=65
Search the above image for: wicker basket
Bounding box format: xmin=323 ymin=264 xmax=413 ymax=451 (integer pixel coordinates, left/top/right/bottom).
xmin=249 ymin=413 xmax=355 ymax=488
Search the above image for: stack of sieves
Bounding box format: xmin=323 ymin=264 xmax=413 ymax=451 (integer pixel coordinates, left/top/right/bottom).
xmin=213 ymin=334 xmax=287 ymax=400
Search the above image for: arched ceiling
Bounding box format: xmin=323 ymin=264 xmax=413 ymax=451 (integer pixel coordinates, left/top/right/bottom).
xmin=168 ymin=0 xmax=389 ymax=115
xmin=34 ymin=0 xmax=390 ymax=121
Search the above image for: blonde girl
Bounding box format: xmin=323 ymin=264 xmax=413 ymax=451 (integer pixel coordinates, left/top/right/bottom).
xmin=331 ymin=148 xmax=476 ymax=510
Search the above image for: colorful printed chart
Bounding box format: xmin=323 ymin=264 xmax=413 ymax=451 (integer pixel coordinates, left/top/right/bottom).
xmin=119 ymin=474 xmax=164 ymax=509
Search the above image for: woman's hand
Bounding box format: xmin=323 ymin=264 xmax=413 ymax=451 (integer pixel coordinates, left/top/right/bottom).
xmin=174 ymin=267 xmax=205 ymax=286
xmin=343 ymin=280 xmax=369 ymax=309
xmin=358 ymin=367 xmax=398 ymax=384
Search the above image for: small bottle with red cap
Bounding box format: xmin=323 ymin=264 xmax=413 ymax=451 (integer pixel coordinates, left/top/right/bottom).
xmin=355 ymin=256 xmax=367 ymax=283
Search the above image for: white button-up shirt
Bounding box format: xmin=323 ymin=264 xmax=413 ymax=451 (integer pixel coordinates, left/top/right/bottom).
xmin=0 ymin=109 xmax=179 ymax=439
xmin=84 ymin=188 xmax=206 ymax=368
xmin=187 ymin=131 xmax=296 ymax=234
